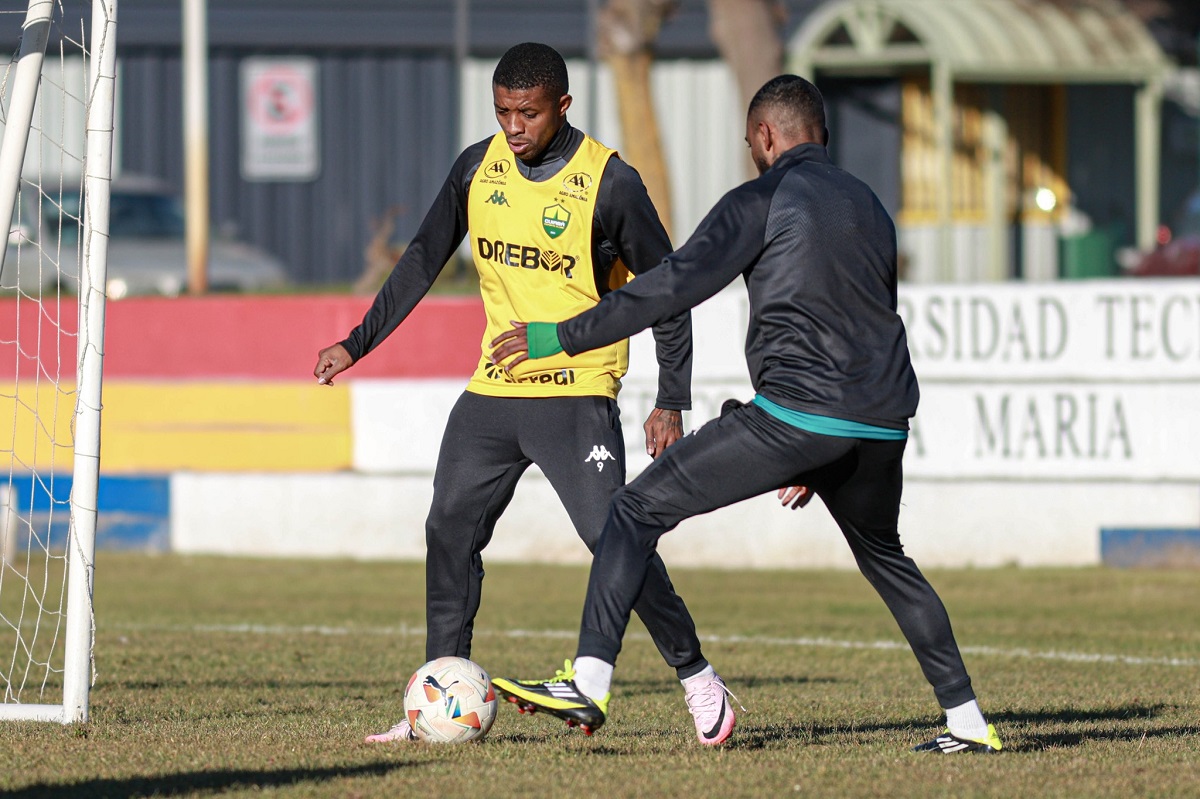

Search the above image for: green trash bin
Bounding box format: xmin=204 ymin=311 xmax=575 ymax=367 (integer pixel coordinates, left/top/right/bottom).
xmin=1059 ymin=227 xmax=1117 ymax=279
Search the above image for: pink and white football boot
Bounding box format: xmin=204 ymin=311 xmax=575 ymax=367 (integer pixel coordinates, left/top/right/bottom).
xmin=683 ymin=672 xmax=741 ymax=745
xmin=364 ymin=718 xmax=416 ymax=743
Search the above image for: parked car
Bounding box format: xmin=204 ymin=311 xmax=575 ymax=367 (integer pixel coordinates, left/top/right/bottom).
xmin=2 ymin=174 xmax=289 ymax=298
xmin=1127 ymin=190 xmax=1200 ymax=277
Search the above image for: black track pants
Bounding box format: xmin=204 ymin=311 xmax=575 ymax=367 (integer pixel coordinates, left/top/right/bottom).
xmin=424 ymin=391 xmax=708 ymax=680
xmin=578 ymin=400 xmax=976 ymax=708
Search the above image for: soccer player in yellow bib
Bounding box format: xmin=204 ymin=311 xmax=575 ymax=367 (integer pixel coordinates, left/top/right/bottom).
xmin=313 ymin=43 xmax=736 ymax=746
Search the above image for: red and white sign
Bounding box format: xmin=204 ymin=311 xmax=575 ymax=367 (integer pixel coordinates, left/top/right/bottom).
xmin=240 ymin=58 xmax=320 ymax=181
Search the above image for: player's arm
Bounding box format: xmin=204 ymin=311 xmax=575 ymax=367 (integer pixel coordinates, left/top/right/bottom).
xmin=314 ymin=142 xmax=485 ymax=385
xmin=595 ymin=157 xmax=690 ymax=456
xmin=490 ymin=181 xmax=771 ymax=369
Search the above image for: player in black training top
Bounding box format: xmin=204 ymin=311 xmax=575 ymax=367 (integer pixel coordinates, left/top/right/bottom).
xmin=489 ymin=75 xmax=1003 ymax=755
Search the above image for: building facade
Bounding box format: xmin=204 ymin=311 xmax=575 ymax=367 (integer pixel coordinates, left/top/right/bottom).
xmin=3 ymin=0 xmax=1195 ymax=285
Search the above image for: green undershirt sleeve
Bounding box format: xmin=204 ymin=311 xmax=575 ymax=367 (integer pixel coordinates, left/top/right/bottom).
xmin=526 ymin=321 xmax=565 ymax=359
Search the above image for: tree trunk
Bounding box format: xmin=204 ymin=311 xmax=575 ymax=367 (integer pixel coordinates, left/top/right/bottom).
xmin=708 ymin=0 xmax=787 ymax=176
xmin=599 ymin=0 xmax=678 ymax=239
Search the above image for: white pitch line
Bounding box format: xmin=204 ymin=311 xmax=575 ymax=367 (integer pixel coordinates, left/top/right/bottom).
xmin=107 ymin=622 xmax=1200 ymax=669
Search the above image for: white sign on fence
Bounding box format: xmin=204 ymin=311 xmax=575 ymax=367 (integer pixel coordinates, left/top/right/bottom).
xmin=896 ymin=281 xmax=1200 ymax=380
xmin=897 ymin=280 xmax=1200 ymax=481
xmin=215 ymin=279 xmax=1200 ymax=569
xmin=350 ymin=280 xmax=1200 ymax=484
xmin=240 ymin=57 xmax=320 ymax=181
xmin=622 ymin=278 xmax=1200 ymax=482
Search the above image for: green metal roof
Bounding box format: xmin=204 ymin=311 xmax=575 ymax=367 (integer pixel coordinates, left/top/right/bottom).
xmin=789 ymin=0 xmax=1170 ymax=83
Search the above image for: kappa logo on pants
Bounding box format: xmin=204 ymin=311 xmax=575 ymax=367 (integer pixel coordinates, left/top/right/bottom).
xmin=584 ymin=445 xmax=616 ymax=472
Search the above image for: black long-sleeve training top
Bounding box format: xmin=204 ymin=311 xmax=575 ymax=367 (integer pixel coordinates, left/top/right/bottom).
xmin=555 ymin=142 xmax=919 ymax=430
xmin=339 ymin=121 xmax=693 ymax=410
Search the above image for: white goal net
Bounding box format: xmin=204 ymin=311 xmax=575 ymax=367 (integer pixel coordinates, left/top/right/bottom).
xmin=0 ymin=0 xmax=116 ymax=723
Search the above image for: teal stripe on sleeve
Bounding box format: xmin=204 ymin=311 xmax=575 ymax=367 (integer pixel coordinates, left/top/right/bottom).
xmin=751 ymin=395 xmax=907 ymax=440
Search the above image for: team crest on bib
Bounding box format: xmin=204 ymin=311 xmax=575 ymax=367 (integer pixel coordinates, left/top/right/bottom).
xmin=542 ymin=204 xmax=571 ymax=239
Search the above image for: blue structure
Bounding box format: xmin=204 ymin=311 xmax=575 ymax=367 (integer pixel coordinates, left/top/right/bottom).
xmin=1101 ymin=528 xmax=1200 ymax=568
xmin=9 ymin=474 xmax=170 ymax=552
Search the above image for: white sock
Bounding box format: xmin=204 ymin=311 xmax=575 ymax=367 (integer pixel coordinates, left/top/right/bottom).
xmin=572 ymin=656 xmax=613 ymax=700
xmin=680 ymin=664 xmax=715 ymax=686
xmin=944 ymin=699 xmax=989 ymax=740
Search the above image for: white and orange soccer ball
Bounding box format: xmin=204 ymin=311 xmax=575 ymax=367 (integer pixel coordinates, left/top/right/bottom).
xmin=403 ymin=657 xmax=498 ymax=743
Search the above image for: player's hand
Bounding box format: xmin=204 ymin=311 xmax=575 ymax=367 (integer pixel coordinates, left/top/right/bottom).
xmin=778 ymin=485 xmax=813 ymax=510
xmin=643 ymin=408 xmax=684 ymax=458
xmin=489 ymin=321 xmax=530 ymax=372
xmin=314 ymin=343 xmax=353 ymax=386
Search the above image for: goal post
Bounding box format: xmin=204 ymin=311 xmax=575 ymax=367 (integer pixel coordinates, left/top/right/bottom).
xmin=0 ymin=0 xmax=117 ymax=724
xmin=0 ymin=5 xmax=54 ymax=260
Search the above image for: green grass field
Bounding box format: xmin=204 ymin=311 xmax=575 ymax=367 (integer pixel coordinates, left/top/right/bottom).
xmin=1 ymin=553 xmax=1198 ymax=798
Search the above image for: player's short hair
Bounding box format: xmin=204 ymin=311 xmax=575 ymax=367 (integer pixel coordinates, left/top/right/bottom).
xmin=493 ymin=42 xmax=569 ymax=99
xmin=748 ymin=75 xmax=826 ymax=138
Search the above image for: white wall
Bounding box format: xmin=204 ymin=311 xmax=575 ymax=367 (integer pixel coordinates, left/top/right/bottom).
xmin=170 ymin=470 xmax=1198 ymax=569
xmin=172 ymin=279 xmax=1200 ymax=568
xmin=899 ymin=222 xmax=1063 ymax=283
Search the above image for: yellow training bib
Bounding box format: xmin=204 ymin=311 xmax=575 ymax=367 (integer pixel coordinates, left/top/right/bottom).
xmin=465 ymin=132 xmax=628 ymax=399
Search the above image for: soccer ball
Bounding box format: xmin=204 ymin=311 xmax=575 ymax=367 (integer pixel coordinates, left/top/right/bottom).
xmin=403 ymin=657 xmax=498 ymax=743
